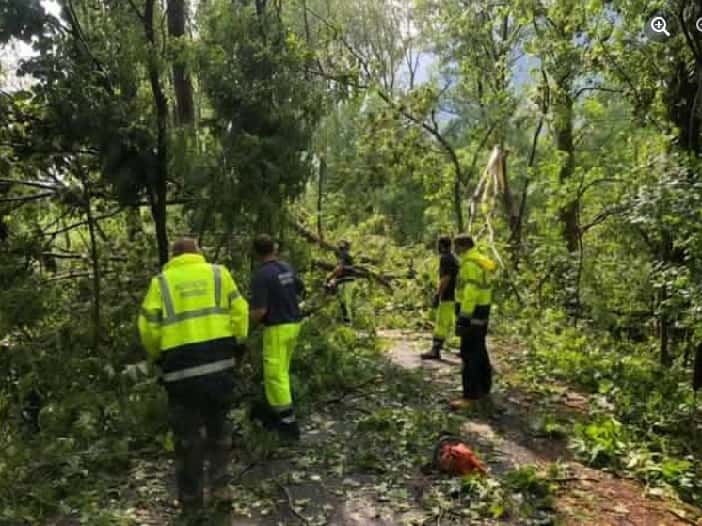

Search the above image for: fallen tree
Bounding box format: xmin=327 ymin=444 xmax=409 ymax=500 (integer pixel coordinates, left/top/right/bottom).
xmin=288 ymin=218 xmax=394 ymax=290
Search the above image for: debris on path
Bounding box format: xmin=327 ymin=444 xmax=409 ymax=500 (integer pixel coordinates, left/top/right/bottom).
xmin=381 ymin=329 xmax=702 ymax=526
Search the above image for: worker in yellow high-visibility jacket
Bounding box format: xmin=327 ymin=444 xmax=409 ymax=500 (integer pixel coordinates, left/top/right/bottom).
xmin=138 ymin=238 xmax=248 ymax=522
xmin=450 ymin=235 xmax=496 ymax=410
xmin=249 ymin=234 xmax=305 ymax=441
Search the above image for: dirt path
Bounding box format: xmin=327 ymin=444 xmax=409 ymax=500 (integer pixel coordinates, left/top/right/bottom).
xmin=382 ymin=329 xmax=702 ymax=526
xmin=64 ymin=330 xmax=702 ymax=526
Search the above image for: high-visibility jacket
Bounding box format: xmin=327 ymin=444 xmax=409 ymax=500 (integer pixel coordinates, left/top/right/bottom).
xmin=138 ymin=253 xmax=249 ymax=382
xmin=457 ymin=248 xmax=496 ymax=318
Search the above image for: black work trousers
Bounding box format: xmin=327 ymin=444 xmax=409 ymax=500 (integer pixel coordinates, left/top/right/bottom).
xmin=167 ymin=378 xmax=233 ymax=510
xmin=459 ymin=308 xmax=492 ymax=399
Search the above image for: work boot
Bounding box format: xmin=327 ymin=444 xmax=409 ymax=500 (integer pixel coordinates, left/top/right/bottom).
xmin=278 ymin=421 xmax=301 ymax=443
xmin=209 ymin=486 xmax=232 ymax=526
xmin=421 ymin=338 xmax=443 ymax=360
xmin=277 ymin=410 xmax=301 ymax=443
xmin=249 ymin=400 xmax=276 ymax=430
xmin=176 ymin=498 xmax=206 ymax=526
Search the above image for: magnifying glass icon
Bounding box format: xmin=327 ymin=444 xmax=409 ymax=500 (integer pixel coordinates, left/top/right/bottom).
xmin=650 ymin=16 xmax=671 ymax=37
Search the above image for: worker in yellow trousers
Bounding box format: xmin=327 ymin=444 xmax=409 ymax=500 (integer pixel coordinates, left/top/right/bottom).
xmin=422 ymin=236 xmax=459 ymax=360
xmin=249 ymin=234 xmax=304 ymax=441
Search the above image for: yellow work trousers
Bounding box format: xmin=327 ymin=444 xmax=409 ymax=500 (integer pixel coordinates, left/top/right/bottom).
xmin=338 ymin=280 xmax=357 ymax=323
xmin=434 ymin=301 xmax=456 ymax=341
xmin=263 ymin=323 xmax=301 ymax=411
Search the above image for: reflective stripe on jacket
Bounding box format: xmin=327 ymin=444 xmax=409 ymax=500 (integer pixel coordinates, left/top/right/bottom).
xmin=138 ymin=253 xmax=249 ymax=362
xmin=458 ymin=248 xmax=496 ymax=317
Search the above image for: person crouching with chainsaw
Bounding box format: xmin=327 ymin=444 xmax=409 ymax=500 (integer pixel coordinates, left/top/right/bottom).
xmin=325 ymin=240 xmax=357 ymax=324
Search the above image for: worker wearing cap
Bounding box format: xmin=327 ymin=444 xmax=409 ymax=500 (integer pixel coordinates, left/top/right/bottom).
xmin=450 ymin=235 xmax=496 ymax=410
xmin=138 ymin=238 xmax=249 ymax=522
xmin=249 ymin=234 xmax=305 ymax=441
xmin=326 ymin=240 xmax=357 ymax=324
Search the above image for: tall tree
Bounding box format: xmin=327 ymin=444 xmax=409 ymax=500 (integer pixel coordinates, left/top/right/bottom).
xmin=168 ymin=0 xmax=195 ymax=125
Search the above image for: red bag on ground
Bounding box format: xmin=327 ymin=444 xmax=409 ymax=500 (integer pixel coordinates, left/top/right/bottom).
xmin=434 ymin=437 xmax=486 ymax=476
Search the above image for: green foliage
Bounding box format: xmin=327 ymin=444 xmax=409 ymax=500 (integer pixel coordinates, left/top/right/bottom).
xmin=3 ymin=0 xmax=702 ymax=521
xmin=0 ymin=0 xmax=46 ymax=43
xmin=195 ymin=0 xmax=324 ymax=232
xmin=503 ymin=465 xmax=557 ymax=514
xmin=502 ymin=313 xmax=702 ymax=505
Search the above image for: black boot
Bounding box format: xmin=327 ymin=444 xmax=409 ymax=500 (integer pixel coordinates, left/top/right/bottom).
xmin=276 ymin=409 xmax=301 ymax=443
xmin=421 ymin=338 xmax=443 ymax=360
xmin=177 ymin=495 xmax=206 ymax=526
xmin=249 ymin=400 xmax=276 ymax=430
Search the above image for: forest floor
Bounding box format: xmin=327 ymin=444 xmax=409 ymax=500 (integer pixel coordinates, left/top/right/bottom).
xmin=63 ymin=330 xmax=702 ymax=526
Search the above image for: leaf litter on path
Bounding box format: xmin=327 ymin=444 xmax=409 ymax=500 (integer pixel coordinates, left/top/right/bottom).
xmin=379 ymin=329 xmax=702 ymax=526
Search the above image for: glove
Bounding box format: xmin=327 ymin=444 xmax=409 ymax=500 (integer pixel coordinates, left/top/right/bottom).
xmin=432 ymin=294 xmax=440 ymax=309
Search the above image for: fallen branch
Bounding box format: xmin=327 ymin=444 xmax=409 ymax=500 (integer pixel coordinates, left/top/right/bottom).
xmin=553 ymin=476 xmax=602 ymax=484
xmin=42 ymin=251 xmax=128 ymax=262
xmin=43 ymin=269 xmax=118 ymax=282
xmin=642 ymin=506 xmax=701 ymax=526
xmin=275 ymin=480 xmax=309 ymax=525
xmin=289 ymin=217 xmax=336 ymax=251
xmin=43 ymin=208 xmax=125 ymax=237
xmin=0 ymin=192 xmax=55 ymax=204
xmin=290 ymin=219 xmax=393 ymax=290
xmin=232 ymin=461 xmax=257 ymax=483
xmin=319 ymin=375 xmax=383 ymax=406
xmin=0 ymin=179 xmax=62 ymax=191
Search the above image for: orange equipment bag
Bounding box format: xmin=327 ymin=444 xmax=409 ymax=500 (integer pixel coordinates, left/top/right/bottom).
xmin=434 ymin=436 xmax=486 ymax=476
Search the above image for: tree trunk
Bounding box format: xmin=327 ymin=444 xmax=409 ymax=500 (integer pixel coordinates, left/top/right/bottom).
xmin=553 ymin=91 xmax=579 ymax=252
xmin=453 ymin=177 xmax=464 ymax=232
xmin=145 ymin=0 xmax=170 ymax=266
xmin=84 ymin=188 xmax=101 ymax=352
xmin=126 ymin=207 xmax=143 ymax=241
xmin=511 ymin=115 xmax=543 ymax=263
xmin=168 ymin=0 xmax=194 ymax=125
xmin=667 ymin=58 xmax=701 ymax=155
xmin=317 ymin=155 xmax=326 ymax=240
xmin=660 ymin=298 xmax=671 ymax=367
xmin=499 ymin=149 xmax=519 ymax=242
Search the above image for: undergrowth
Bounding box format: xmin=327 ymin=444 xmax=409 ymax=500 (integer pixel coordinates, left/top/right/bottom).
xmin=498 ymin=308 xmax=702 ymax=506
